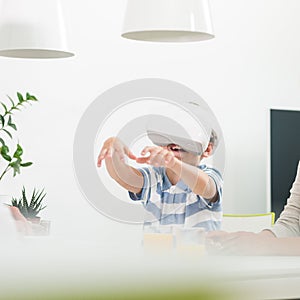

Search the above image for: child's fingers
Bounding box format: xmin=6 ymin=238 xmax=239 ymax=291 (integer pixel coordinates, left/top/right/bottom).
xmin=113 ymin=145 xmax=123 ymax=159
xmin=147 ymin=147 xmax=161 ymax=159
xmin=140 ymin=146 xmax=158 ymax=156
xmin=136 ymin=147 xmax=160 ymax=165
xmin=112 ymin=140 xmax=129 ymax=161
xmin=97 ymin=148 xmax=108 ymax=167
xmin=124 ymin=146 xmax=137 ymax=160
xmin=136 ymin=156 xmax=150 ymax=164
xmin=140 ymin=147 xmax=150 ymax=156
xmin=116 ymin=145 xmax=134 ymax=163
xmin=153 ymin=149 xmax=168 ymax=165
xmin=97 ymin=138 xmax=133 ymax=167
xmin=164 ymin=151 xmax=175 ymax=165
xmin=106 ymin=147 xmax=113 ymax=158
xmin=138 ymin=146 xmax=171 ymax=165
xmin=147 ymin=148 xmax=165 ymax=166
xmin=151 ymin=149 xmax=169 ymax=166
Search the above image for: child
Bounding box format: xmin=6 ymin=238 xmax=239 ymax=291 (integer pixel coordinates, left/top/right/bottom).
xmin=97 ymin=129 xmax=222 ymax=231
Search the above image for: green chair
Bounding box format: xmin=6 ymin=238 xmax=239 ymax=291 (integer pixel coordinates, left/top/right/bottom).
xmin=222 ymin=212 xmax=275 ymax=233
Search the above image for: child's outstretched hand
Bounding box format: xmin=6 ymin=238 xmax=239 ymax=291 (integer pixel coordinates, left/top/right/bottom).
xmin=97 ymin=137 xmax=136 ymax=167
xmin=136 ymin=146 xmax=177 ymax=167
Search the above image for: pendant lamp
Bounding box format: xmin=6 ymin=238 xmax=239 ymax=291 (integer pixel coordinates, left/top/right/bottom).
xmin=122 ymin=0 xmax=214 ymax=42
xmin=0 ymin=0 xmax=74 ymax=59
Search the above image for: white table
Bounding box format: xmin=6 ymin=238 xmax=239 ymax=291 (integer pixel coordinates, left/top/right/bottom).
xmin=1 ymin=237 xmax=300 ymax=300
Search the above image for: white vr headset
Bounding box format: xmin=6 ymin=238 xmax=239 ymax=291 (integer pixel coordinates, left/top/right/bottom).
xmin=145 ymin=100 xmax=220 ymax=156
xmin=147 ymin=130 xmax=205 ymax=155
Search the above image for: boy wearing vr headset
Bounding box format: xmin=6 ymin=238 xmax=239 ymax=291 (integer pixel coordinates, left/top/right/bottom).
xmin=97 ymin=123 xmax=222 ymax=231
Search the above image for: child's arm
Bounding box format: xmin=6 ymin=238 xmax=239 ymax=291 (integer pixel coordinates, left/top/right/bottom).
xmin=136 ymin=146 xmax=218 ymax=202
xmin=172 ymin=160 xmax=218 ymax=201
xmin=97 ymin=137 xmax=144 ymax=194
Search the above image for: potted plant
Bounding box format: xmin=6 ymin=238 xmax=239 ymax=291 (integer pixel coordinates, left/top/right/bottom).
xmin=0 ymin=92 xmax=38 ymax=181
xmin=0 ymin=92 xmax=43 ymax=236
xmin=11 ymin=186 xmax=47 ymax=224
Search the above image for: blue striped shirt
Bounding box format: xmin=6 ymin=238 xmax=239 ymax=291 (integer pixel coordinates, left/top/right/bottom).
xmin=129 ymin=165 xmax=223 ymax=231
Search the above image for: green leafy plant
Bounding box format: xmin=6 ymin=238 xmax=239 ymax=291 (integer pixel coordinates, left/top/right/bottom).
xmin=0 ymin=92 xmax=38 ymax=180
xmin=11 ymin=187 xmax=46 ymax=219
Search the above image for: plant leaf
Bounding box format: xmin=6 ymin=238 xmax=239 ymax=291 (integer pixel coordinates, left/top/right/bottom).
xmin=29 ymin=188 xmax=37 ymax=209
xmin=1 ymin=145 xmax=11 ymax=161
xmin=11 ymin=197 xmax=18 ymax=207
xmin=0 ymin=115 xmax=5 ymax=127
xmin=7 ymin=95 xmax=15 ymax=107
xmin=0 ymin=138 xmax=5 ymax=146
xmin=2 ymin=129 xmax=12 ymax=139
xmin=20 ymin=162 xmax=32 ymax=167
xmin=1 ymin=153 xmax=12 ymax=162
xmin=10 ymin=159 xmax=21 ymax=176
xmin=12 ymin=106 xmax=21 ymax=111
xmin=12 ymin=187 xmax=46 ymax=218
xmin=8 ymin=115 xmax=17 ymax=130
xmin=1 ymin=102 xmax=8 ymax=114
xmin=17 ymin=92 xmax=24 ymax=103
xmin=13 ymin=144 xmax=23 ymax=158
xmin=22 ymin=187 xmax=28 ymax=208
xmin=26 ymin=93 xmax=38 ymax=101
xmin=8 ymin=123 xmax=17 ymax=130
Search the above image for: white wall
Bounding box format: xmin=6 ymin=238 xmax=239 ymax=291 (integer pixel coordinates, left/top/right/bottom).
xmin=0 ymin=0 xmax=300 ymax=244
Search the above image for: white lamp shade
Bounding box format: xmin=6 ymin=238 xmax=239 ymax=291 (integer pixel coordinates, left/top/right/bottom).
xmin=0 ymin=0 xmax=74 ymax=58
xmin=122 ymin=0 xmax=214 ymax=42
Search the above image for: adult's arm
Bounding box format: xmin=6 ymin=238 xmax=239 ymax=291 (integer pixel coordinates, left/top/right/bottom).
xmin=271 ymin=161 xmax=300 ymax=237
xmin=207 ymin=230 xmax=300 ymax=256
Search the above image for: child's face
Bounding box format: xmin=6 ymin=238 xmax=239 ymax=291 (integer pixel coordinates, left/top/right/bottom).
xmin=164 ymin=142 xmax=214 ymax=166
xmin=165 ymin=144 xmax=201 ymax=166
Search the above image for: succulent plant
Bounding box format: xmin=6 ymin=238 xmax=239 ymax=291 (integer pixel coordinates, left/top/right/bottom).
xmin=11 ymin=187 xmax=46 ymax=219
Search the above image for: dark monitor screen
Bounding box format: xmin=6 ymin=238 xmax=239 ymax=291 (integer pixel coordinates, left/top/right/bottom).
xmin=271 ymin=109 xmax=300 ymax=220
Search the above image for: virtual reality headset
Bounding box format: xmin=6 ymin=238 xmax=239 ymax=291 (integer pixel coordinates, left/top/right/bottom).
xmin=145 ymin=100 xmax=220 ymax=156
xmin=147 ymin=130 xmax=205 ymax=156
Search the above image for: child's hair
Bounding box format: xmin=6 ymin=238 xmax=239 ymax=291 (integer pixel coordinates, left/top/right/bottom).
xmin=208 ymin=129 xmax=219 ymax=154
xmin=209 ymin=129 xmax=218 ymax=145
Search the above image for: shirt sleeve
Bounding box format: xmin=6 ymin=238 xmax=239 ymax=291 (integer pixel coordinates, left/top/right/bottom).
xmin=270 ymin=161 xmax=300 ymax=237
xmin=202 ymin=166 xmax=223 ymax=205
xmin=128 ymin=168 xmax=150 ymax=202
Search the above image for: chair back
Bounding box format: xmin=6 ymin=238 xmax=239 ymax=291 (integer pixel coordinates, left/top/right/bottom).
xmin=222 ymin=213 xmax=275 ymax=233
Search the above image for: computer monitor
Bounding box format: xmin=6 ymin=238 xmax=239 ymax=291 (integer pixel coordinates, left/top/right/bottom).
xmin=270 ymin=109 xmax=300 ymax=220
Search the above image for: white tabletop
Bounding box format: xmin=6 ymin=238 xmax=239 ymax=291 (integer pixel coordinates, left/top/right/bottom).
xmin=1 ymin=236 xmax=300 ymax=300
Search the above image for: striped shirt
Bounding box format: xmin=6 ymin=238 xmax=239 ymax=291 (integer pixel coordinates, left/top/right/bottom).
xmin=129 ymin=165 xmax=223 ymax=231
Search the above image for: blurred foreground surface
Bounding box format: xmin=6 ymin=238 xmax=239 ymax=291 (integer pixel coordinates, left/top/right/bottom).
xmin=0 ymin=236 xmax=300 ymax=300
